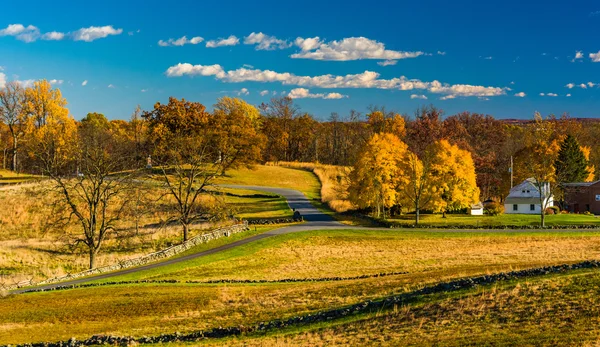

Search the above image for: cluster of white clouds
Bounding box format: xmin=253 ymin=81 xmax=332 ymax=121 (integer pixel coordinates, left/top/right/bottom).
xmin=571 ymin=50 xmax=600 ymax=63
xmin=158 ymin=33 xmax=431 ymax=63
xmin=0 ymin=24 xmax=123 ymax=42
xmin=514 ymin=92 xmax=526 ymax=97
xmin=165 ymin=63 xmax=507 ymax=99
xmin=206 ymin=35 xmax=239 ymax=48
xmin=565 ymin=82 xmax=597 ymax=89
xmin=244 ymin=32 xmax=291 ymax=50
xmin=410 ymin=94 xmax=427 ymax=100
xmin=539 ymin=93 xmax=558 ymax=97
xmin=158 ymin=36 xmax=204 ymax=47
xmin=291 ymin=36 xmax=424 ymax=61
xmin=287 ymin=88 xmax=347 ymax=100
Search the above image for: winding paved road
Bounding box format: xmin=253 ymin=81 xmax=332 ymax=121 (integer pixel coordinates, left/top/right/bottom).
xmin=10 ymin=185 xmax=358 ymax=294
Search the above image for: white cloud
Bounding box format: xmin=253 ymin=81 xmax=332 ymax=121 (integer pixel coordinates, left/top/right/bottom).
xmin=41 ymin=31 xmax=65 ymax=41
xmin=49 ymin=79 xmax=63 ymax=85
xmin=71 ymin=25 xmax=122 ymax=42
xmin=243 ymin=64 xmax=254 ymax=69
xmin=165 ymin=63 xmax=225 ymax=78
xmin=244 ymin=32 xmax=291 ymax=50
xmin=260 ymin=90 xmax=269 ymax=96
xmin=539 ymin=93 xmax=545 ymax=96
xmin=410 ymin=94 xmax=427 ymax=99
xmin=572 ymin=51 xmax=584 ymax=62
xmin=108 ymin=84 xmax=115 ymax=88
xmin=590 ymin=51 xmax=600 ymax=63
xmin=483 ymin=56 xmax=493 ymax=60
xmin=514 ymin=92 xmax=526 ymax=97
xmin=294 ymin=37 xmax=323 ymax=51
xmin=437 ymin=51 xmax=446 ymax=55
xmin=141 ymin=89 xmax=148 ymax=92
xmin=440 ymin=95 xmax=456 ymax=100
xmin=566 ymin=93 xmax=572 ymax=97
xmin=158 ymin=35 xmax=204 ymax=47
xmin=82 ymin=80 xmax=88 ymax=86
xmin=579 ymin=83 xmax=587 ymax=89
xmin=588 ymin=82 xmax=596 ymax=88
xmin=291 ymin=37 xmax=424 ymax=61
xmin=0 ymin=24 xmax=40 ymax=42
xmin=547 ymin=93 xmax=558 ymax=97
xmin=377 ymin=60 xmax=397 ymax=66
xmin=566 ymin=83 xmax=575 ymax=89
xmin=237 ymin=88 xmax=249 ymax=96
xmin=0 ymin=72 xmax=6 ymax=89
xmin=287 ymin=88 xmax=347 ymax=99
xmin=166 ymin=63 xmax=508 ymax=98
xmin=206 ymin=35 xmax=239 ymax=48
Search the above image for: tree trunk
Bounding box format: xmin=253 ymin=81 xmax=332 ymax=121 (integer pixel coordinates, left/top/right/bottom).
xmin=89 ymin=249 xmax=96 ymax=269
xmin=541 ymin=210 xmax=546 ymax=228
xmin=11 ymin=135 xmax=17 ymax=172
xmin=183 ymin=223 xmax=189 ymax=242
xmin=415 ymin=199 xmax=420 ymax=225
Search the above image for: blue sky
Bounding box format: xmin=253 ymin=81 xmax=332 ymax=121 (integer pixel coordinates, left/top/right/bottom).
xmin=1 ymin=0 xmax=599 ymax=120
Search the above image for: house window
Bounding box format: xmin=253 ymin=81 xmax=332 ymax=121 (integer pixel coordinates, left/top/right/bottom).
xmin=513 ymin=204 xmax=518 ymax=211
xmin=522 ymin=190 xmax=525 ymax=193
xmin=526 ymin=190 xmax=530 ymax=193
xmin=596 ymin=195 xmax=600 ymax=202
xmin=530 ymin=204 xmax=535 ymax=211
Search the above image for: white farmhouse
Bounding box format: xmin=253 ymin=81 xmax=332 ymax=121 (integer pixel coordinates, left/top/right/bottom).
xmin=504 ymin=178 xmax=553 ymax=214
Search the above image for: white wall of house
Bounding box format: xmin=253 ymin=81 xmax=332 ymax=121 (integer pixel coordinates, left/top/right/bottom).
xmin=470 ymin=208 xmax=484 ymax=216
xmin=504 ymin=203 xmax=543 ymax=214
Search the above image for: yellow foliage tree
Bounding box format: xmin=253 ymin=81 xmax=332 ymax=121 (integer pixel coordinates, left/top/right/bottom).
xmin=580 ymin=146 xmax=596 ymax=182
xmin=348 ymin=133 xmax=410 ymax=218
xmin=429 ymin=140 xmax=480 ymax=216
xmin=23 ymin=80 xmax=77 ymax=174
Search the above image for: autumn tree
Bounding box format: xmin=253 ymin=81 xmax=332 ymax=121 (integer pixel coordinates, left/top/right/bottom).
xmin=0 ymin=81 xmax=26 ymax=171
xmin=429 ymin=140 xmax=480 ymax=216
xmin=366 ymin=106 xmax=406 ymax=138
xmin=212 ymin=97 xmax=266 ymax=171
xmin=144 ymin=97 xmax=229 ymax=241
xmin=442 ymin=112 xmax=506 ymax=200
xmin=521 ymin=113 xmax=560 ymax=227
xmin=406 ymin=105 xmax=445 ymax=156
xmin=348 ymin=133 xmax=410 ymax=218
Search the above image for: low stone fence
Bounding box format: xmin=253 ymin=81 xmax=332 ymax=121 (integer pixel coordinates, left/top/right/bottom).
xmin=7 ymin=222 xmax=249 ymax=291
xmin=247 ymin=218 xmax=303 ymax=225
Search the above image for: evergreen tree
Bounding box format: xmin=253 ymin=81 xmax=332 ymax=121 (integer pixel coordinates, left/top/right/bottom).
xmin=554 ymin=135 xmax=589 ymax=183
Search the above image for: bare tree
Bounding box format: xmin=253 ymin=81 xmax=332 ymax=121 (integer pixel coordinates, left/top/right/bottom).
xmin=35 ymin=112 xmax=136 ymax=268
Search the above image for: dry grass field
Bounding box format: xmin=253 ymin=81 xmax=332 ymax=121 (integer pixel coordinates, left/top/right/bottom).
xmin=0 ymin=169 xmax=298 ymax=286
xmin=4 ymin=228 xmax=600 ymax=344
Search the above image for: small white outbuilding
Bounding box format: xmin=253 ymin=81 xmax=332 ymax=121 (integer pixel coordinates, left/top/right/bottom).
xmin=469 ymin=202 xmax=484 ymax=216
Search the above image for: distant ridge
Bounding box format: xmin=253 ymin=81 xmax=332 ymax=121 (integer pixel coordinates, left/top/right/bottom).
xmin=501 ymin=118 xmax=600 ymax=125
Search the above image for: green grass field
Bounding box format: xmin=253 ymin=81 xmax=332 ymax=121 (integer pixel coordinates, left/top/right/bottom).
xmin=389 ymin=212 xmax=600 ymax=227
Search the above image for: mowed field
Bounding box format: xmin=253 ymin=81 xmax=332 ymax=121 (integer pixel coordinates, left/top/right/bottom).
xmin=4 ymin=228 xmax=600 ymax=344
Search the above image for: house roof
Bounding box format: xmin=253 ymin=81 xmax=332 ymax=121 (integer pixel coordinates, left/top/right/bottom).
xmin=562 ymin=180 xmax=600 ymax=188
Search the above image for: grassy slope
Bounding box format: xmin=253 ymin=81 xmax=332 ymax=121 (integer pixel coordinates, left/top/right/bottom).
xmin=215 ymin=165 xmax=322 ymax=201
xmin=5 ymin=229 xmax=600 ymax=343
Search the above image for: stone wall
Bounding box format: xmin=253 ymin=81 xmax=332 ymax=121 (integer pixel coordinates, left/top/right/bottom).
xmin=7 ymin=222 xmax=248 ymax=291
